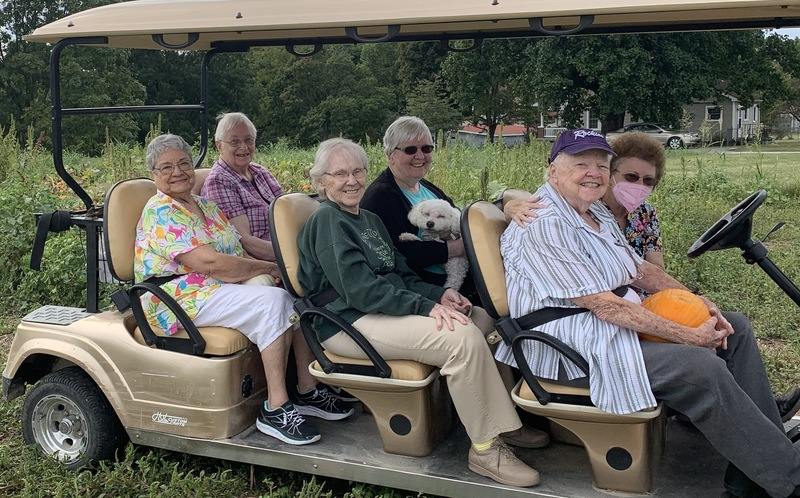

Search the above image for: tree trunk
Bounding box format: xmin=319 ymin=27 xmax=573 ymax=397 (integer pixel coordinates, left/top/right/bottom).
xmin=600 ymin=113 xmax=625 ymax=134
xmin=487 ymin=122 xmax=497 ymax=144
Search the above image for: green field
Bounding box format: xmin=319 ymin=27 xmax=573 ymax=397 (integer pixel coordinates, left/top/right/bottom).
xmin=1 ymin=133 xmax=799 ymax=496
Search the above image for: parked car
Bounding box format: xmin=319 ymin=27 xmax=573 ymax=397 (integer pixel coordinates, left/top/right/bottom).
xmin=607 ymin=123 xmax=700 ymax=149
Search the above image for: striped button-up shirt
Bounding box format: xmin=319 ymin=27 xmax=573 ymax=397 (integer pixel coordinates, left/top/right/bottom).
xmin=201 ymin=159 xmax=283 ymax=241
xmin=495 ymin=182 xmax=657 ymax=415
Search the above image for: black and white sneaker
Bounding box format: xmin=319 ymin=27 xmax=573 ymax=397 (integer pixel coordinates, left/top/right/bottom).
xmin=256 ymin=400 xmax=321 ymax=445
xmin=326 ymin=385 xmax=359 ymax=403
xmin=295 ymin=386 xmax=355 ymax=421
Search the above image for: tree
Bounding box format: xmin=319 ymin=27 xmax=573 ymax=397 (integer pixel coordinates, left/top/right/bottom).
xmin=256 ymin=46 xmax=397 ymax=146
xmin=396 ymin=42 xmax=448 ymax=96
xmin=0 ymin=0 xmax=143 ymax=153
xmin=761 ymin=36 xmax=800 ymax=135
xmin=405 ymin=78 xmax=461 ymax=135
xmin=440 ymin=40 xmax=528 ymax=142
xmin=519 ymin=31 xmax=782 ymax=133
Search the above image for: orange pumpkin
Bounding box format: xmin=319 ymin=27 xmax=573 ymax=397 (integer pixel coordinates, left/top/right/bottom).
xmin=639 ymin=289 xmax=710 ymax=343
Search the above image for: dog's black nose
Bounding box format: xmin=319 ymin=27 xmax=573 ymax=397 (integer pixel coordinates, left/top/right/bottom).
xmin=426 ymin=221 xmax=435 ymax=228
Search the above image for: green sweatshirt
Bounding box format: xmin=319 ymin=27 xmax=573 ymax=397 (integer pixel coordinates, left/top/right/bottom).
xmin=298 ymin=200 xmax=446 ymax=342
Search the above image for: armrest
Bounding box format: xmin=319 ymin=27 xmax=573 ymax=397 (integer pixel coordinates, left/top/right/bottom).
xmin=295 ymin=299 xmax=392 ymax=378
xmin=128 ymin=282 xmax=207 ymax=356
xmin=511 ymin=330 xmax=590 ymax=405
xmin=498 ymin=317 xmax=590 ymax=405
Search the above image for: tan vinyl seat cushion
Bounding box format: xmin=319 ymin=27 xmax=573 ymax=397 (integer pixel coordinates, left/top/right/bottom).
xmin=133 ymin=325 xmax=251 ymax=356
xmin=519 ymin=379 xmax=591 ymax=399
xmin=104 ymin=178 xmax=157 ymax=282
xmin=191 ymin=167 xmax=211 ymax=195
xmin=464 ymin=201 xmax=510 ymax=317
xmin=270 ymin=193 xmax=320 ymax=297
xmin=311 ymin=351 xmax=435 ymax=381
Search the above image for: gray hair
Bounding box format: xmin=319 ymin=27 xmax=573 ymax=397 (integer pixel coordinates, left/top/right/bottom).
xmin=214 ymin=112 xmax=257 ymax=142
xmin=146 ymin=134 xmax=193 ymax=171
xmin=382 ymin=116 xmax=433 ymax=156
xmin=309 ymin=138 xmax=369 ymax=198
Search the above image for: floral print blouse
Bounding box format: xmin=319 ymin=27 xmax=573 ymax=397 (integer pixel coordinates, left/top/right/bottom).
xmin=623 ymin=201 xmax=663 ymax=259
xmin=134 ymin=191 xmax=243 ymax=334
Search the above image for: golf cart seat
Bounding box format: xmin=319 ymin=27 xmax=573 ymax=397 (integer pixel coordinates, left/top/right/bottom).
xmin=270 ymin=193 xmax=452 ymax=457
xmin=191 ymin=167 xmax=211 ymax=195
xmin=461 ymin=200 xmax=665 ymax=494
xmin=104 ymin=177 xmax=249 ymax=356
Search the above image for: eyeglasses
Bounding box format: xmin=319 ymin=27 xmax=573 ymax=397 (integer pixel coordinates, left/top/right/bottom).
xmin=620 ymin=172 xmax=658 ymax=187
xmin=221 ymin=137 xmax=255 ymax=148
xmin=154 ymin=159 xmax=193 ymax=176
xmin=394 ymin=145 xmax=435 ymax=155
xmin=323 ymin=168 xmax=367 ymax=181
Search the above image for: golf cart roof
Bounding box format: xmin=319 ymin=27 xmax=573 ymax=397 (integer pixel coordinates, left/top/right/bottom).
xmin=25 ymin=0 xmax=800 ymax=51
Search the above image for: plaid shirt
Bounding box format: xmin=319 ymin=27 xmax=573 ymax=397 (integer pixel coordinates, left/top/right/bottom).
xmin=201 ymin=159 xmax=283 ymax=241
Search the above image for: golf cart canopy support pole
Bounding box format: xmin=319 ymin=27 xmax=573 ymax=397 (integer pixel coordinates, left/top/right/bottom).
xmin=49 ymin=39 xmax=227 ymax=210
xmin=46 ymin=41 xmax=246 ymax=312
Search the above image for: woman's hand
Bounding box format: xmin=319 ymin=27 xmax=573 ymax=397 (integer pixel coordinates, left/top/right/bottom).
xmin=265 ymin=261 xmax=282 ymax=285
xmin=697 ymin=295 xmax=733 ymax=348
xmin=429 ymin=303 xmax=470 ymax=331
xmin=688 ymin=315 xmax=733 ymax=350
xmin=440 ymin=288 xmax=471 ymax=314
xmin=504 ymin=196 xmax=544 ymax=227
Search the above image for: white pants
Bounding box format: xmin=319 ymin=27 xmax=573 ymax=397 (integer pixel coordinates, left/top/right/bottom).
xmin=193 ymin=284 xmax=294 ymax=351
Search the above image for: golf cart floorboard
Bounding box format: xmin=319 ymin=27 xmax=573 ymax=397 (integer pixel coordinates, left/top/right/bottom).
xmin=124 ymin=407 xmax=779 ymax=497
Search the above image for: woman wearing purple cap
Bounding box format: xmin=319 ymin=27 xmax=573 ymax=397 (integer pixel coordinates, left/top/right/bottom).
xmin=496 ymin=128 xmax=800 ymax=497
xmin=504 ymin=130 xmax=800 ymax=420
xmin=504 ymin=131 xmax=666 ymax=269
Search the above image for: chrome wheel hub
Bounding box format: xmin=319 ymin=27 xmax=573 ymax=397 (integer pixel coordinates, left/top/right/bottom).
xmin=31 ymin=394 xmax=88 ymax=463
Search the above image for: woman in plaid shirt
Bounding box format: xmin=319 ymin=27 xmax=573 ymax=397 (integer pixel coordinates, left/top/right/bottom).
xmin=202 ymin=112 xmax=284 ymax=261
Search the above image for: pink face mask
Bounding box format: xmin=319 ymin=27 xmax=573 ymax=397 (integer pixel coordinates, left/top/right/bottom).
xmin=612 ymin=178 xmax=653 ymax=212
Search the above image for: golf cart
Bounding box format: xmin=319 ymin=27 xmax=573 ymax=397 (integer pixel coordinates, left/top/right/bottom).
xmin=3 ymin=1 xmax=800 ymax=497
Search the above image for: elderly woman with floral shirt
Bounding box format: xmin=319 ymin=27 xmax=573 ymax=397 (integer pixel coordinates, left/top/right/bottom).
xmin=135 ymin=134 xmax=353 ymax=446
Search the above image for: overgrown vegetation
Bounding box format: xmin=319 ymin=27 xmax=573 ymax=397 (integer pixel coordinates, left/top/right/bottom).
xmin=1 ymin=133 xmax=799 ymax=495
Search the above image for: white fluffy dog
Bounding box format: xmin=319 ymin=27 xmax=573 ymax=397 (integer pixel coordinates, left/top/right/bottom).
xmin=399 ymin=199 xmax=469 ymax=290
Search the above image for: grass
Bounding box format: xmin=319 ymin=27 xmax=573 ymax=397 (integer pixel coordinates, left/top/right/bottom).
xmin=1 ymin=135 xmax=799 ymax=495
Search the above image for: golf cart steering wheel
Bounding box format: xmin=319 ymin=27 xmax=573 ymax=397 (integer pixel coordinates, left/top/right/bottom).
xmin=687 ymin=190 xmax=767 ymax=258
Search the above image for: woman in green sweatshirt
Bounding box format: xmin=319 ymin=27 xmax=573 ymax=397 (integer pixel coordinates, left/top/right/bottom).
xmin=297 ymin=137 xmax=544 ymax=488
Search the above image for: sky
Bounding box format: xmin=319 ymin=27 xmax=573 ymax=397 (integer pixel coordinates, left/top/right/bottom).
xmin=773 ymin=28 xmax=800 ymax=38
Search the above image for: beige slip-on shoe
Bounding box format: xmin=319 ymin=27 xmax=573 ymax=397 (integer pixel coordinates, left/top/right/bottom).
xmin=468 ymin=440 xmax=540 ymax=487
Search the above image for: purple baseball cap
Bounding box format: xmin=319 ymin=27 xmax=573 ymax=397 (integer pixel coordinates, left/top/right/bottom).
xmin=548 ymin=128 xmax=616 ymax=163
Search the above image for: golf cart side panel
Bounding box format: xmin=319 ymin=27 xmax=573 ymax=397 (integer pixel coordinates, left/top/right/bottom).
xmin=24 ymin=0 xmax=800 ymax=50
xmin=3 ymin=310 xmax=265 ymax=439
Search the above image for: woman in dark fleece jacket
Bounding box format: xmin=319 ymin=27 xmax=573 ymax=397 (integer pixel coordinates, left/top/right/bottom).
xmin=297 ymin=137 xmax=546 ymax=489
xmin=361 ymin=116 xmax=471 ymax=293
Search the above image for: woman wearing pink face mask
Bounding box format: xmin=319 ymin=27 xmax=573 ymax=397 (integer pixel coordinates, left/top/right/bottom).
xmin=503 ymin=131 xmax=665 ymax=268
xmin=601 ymin=132 xmax=665 ymax=268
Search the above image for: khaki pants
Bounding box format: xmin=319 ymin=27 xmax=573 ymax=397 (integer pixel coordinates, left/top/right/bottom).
xmin=322 ymin=307 xmax=522 ymax=443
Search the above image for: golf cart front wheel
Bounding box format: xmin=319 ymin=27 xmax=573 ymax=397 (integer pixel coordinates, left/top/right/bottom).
xmin=666 ymin=137 xmax=684 ymax=149
xmin=22 ymin=366 xmax=124 ymax=470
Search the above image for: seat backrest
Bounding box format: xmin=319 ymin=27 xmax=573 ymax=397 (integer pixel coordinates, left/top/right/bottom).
xmin=461 ymin=201 xmax=510 ymax=319
xmin=103 ymin=178 xmax=157 ymax=282
xmin=191 ymin=167 xmax=212 ymax=196
xmin=269 ymin=193 xmax=320 ymax=298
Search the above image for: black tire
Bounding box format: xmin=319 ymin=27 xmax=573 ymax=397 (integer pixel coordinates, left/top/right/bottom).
xmin=21 ymin=366 xmax=126 ymax=470
xmin=666 ymin=136 xmax=684 ymax=149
